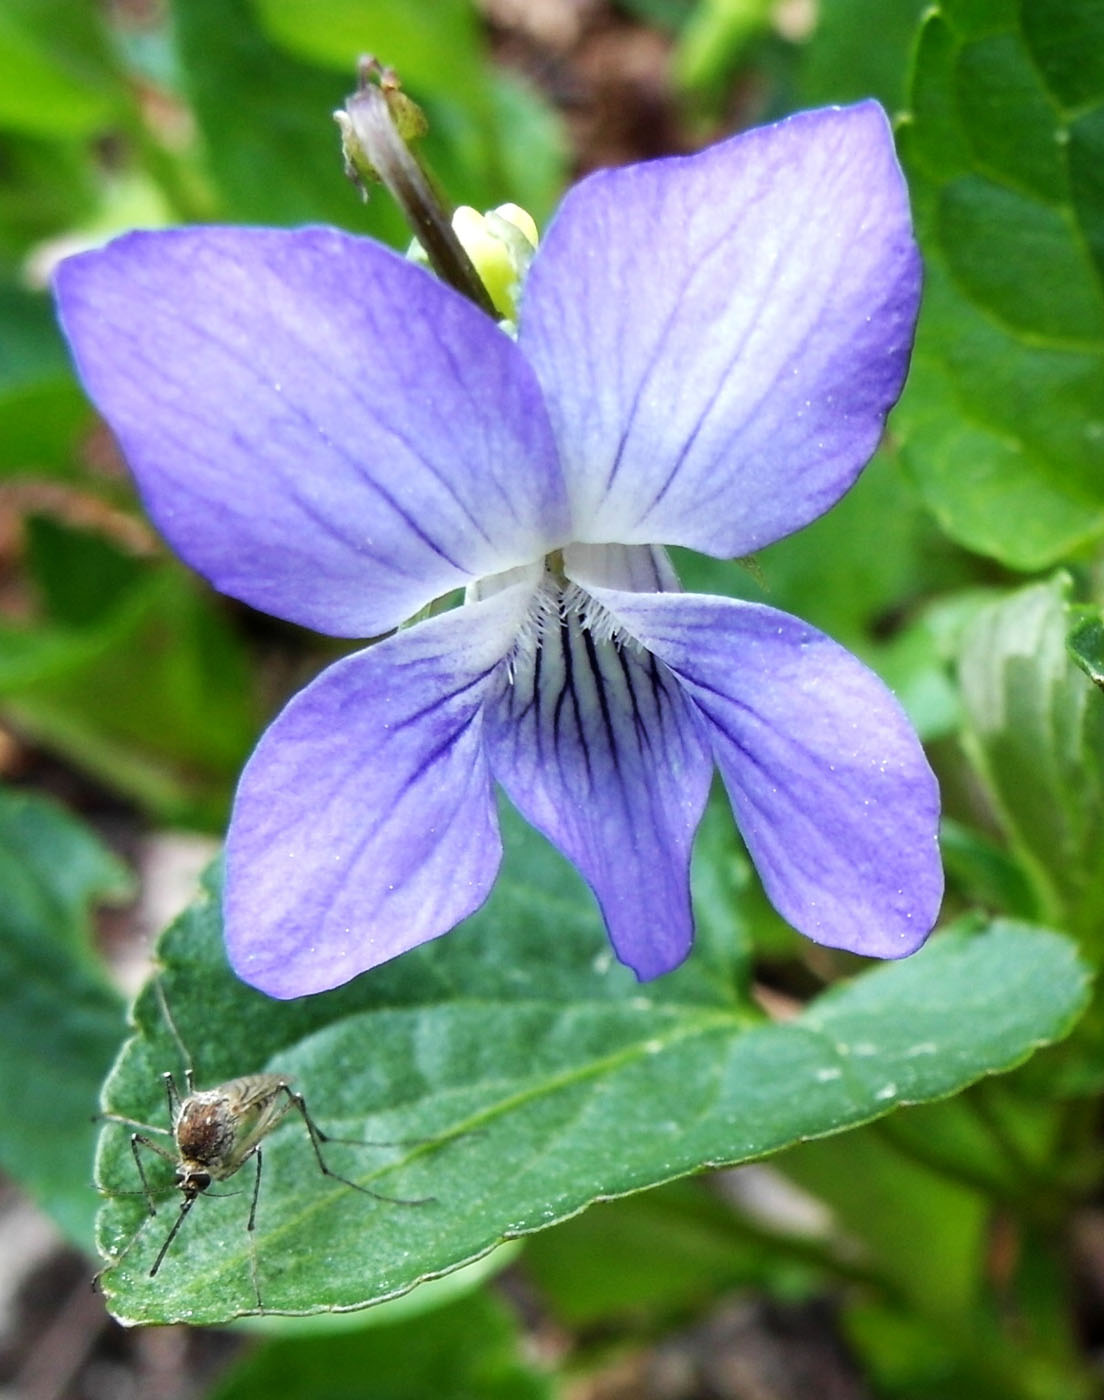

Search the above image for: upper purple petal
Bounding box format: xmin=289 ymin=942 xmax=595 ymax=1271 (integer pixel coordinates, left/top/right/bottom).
xmin=55 ymin=227 xmax=569 ymax=638
xmin=225 ymin=586 xmax=533 ymax=997
xmin=484 ymin=567 xmax=714 ymax=980
xmin=591 ymin=588 xmax=943 ymax=958
xmin=519 ymin=102 xmax=921 ymax=556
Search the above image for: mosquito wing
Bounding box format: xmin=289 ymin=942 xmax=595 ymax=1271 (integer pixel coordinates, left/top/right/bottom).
xmin=223 ymin=1074 xmax=296 ymax=1154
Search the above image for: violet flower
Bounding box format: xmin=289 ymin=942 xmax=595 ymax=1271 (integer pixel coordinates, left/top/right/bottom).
xmin=55 ymin=102 xmax=942 ymax=998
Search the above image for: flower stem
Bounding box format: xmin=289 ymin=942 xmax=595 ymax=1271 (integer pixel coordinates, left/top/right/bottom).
xmin=337 ymin=58 xmax=498 ymax=320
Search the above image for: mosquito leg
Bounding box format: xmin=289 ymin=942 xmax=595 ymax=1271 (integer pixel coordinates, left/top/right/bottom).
xmin=95 ymin=1127 xmax=172 ymax=1201
xmin=282 ymin=1088 xmax=433 ymax=1206
xmin=298 ymin=1086 xmax=446 ymax=1152
xmin=155 ymin=977 xmax=196 ymax=1093
xmin=150 ymin=1194 xmax=197 ymax=1277
xmin=130 ymin=1134 xmax=178 ymax=1215
xmin=246 ymin=1150 xmax=264 ymax=1310
xmin=247 ymin=1149 xmax=263 ymax=1234
xmin=129 ymin=1137 xmax=157 ymax=1217
xmin=311 ymin=1116 xmax=476 ymax=1154
xmin=163 ymin=1072 xmax=183 ymax=1123
xmin=93 ymin=1132 xmax=178 ymax=1287
xmin=95 ymin=1160 xmax=156 ymax=1286
xmin=313 ymin=1125 xmax=440 ymax=1149
xmin=96 ymin=1111 xmax=173 ymax=1137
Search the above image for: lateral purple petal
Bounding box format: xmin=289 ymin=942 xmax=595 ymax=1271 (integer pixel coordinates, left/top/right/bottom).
xmin=483 ymin=609 xmax=714 ymax=979
xmin=55 ymin=227 xmax=567 ymax=638
xmin=594 ymin=589 xmax=943 ymax=958
xmin=520 ymin=102 xmax=921 ymax=556
xmin=225 ymin=588 xmax=533 ymax=997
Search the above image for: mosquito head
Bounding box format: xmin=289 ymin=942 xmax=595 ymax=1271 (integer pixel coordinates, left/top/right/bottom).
xmin=176 ymin=1165 xmax=212 ymax=1198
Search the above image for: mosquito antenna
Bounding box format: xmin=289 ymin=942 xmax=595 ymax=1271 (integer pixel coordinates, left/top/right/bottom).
xmin=154 ymin=977 xmax=195 ymax=1092
xmin=150 ymin=1193 xmax=198 ymax=1277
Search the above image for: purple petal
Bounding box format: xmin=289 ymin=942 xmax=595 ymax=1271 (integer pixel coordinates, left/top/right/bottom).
xmin=225 ymin=585 xmax=534 ymax=997
xmin=589 ymin=588 xmax=943 ymax=958
xmin=484 ymin=580 xmax=714 ymax=979
xmin=519 ymin=102 xmax=921 ymax=556
xmin=55 ymin=227 xmax=567 ymax=638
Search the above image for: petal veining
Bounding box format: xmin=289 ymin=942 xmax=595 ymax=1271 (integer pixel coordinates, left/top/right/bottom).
xmin=55 ymin=226 xmax=568 ymax=638
xmin=485 ymin=585 xmax=714 ymax=979
xmin=520 ymin=102 xmax=921 ymax=556
xmin=225 ymin=584 xmax=534 ymax=997
xmin=564 ymin=541 xmax=681 ymax=593
xmin=591 ymin=588 xmax=943 ymax=958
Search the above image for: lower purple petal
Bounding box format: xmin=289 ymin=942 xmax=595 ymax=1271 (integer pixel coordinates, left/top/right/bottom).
xmin=225 ymin=588 xmax=532 ymax=997
xmin=592 ymin=589 xmax=943 ymax=958
xmin=484 ymin=602 xmax=714 ymax=979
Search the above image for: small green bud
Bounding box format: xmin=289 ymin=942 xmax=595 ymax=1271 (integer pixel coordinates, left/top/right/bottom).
xmin=338 ymin=58 xmax=497 ymax=319
xmin=337 ymin=57 xmax=428 ymax=192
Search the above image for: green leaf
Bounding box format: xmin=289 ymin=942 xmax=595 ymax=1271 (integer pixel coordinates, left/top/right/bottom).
xmin=208 ymin=1288 xmax=551 ymax=1400
xmin=0 ymin=0 xmax=125 ymax=138
xmin=0 ymin=787 xmax=128 ymax=1249
xmin=477 ymin=71 xmax=567 ymax=228
xmin=0 ymin=280 xmax=89 ymax=473
xmin=0 ymin=378 xmax=89 ymax=475
xmin=615 ymin=0 xmax=694 ymax=29
xmin=25 ymin=514 xmax=146 ymax=625
xmin=0 ymin=133 xmax=98 ymax=257
xmin=782 ymin=1116 xmax=988 ymax=1320
xmin=249 ymin=0 xmax=481 ymax=104
xmin=795 ymin=0 xmax=930 ymax=111
xmin=939 ymin=817 xmax=1041 ymax=920
xmin=1020 ymin=0 xmax=1104 ymax=111
xmin=0 ymin=552 xmax=259 ymax=827
xmin=957 ymin=574 xmax=1104 ymax=941
xmin=96 ymin=812 xmax=1087 ymax=1325
xmin=524 ymin=1179 xmax=814 ymax=1326
xmin=173 ymin=0 xmax=566 ymax=257
xmin=237 ymin=1243 xmax=523 ymax=1337
xmin=170 ymin=0 xmax=403 ymax=240
xmin=172 ymin=0 xmax=567 ymax=244
xmin=1069 ymin=610 xmax=1104 ymax=690
xmin=895 ymin=0 xmax=1104 ymax=568
xmin=674 ymin=0 xmax=775 ymax=99
xmin=0 ymin=282 xmax=72 ymax=395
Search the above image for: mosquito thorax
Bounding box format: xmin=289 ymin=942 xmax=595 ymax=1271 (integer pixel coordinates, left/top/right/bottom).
xmin=175 ymin=1093 xmax=238 ymax=1170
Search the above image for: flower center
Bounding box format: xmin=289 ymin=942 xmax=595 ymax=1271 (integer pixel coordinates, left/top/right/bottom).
xmin=520 ymin=562 xmax=628 ymax=651
xmin=469 ymin=541 xmax=682 ymax=684
xmin=486 ymin=556 xmax=641 ymax=687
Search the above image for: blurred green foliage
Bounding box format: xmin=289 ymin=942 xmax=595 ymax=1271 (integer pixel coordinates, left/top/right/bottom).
xmin=209 ymin=1287 xmax=553 ymax=1399
xmin=0 ymin=788 xmax=128 ymax=1248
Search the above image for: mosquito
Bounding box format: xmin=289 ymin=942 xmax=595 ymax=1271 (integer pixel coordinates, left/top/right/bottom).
xmin=98 ymin=981 xmax=432 ymax=1307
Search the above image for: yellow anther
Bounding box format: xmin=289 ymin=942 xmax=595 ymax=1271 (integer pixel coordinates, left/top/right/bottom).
xmin=450 ymin=203 xmax=539 ymax=323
